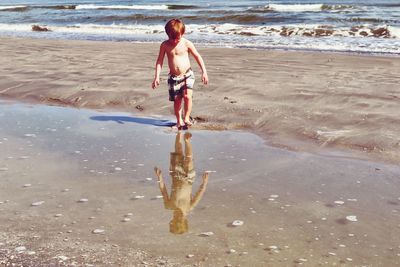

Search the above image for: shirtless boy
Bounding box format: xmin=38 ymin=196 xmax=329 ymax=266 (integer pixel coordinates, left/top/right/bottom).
xmin=152 ymin=19 xmax=208 ymax=130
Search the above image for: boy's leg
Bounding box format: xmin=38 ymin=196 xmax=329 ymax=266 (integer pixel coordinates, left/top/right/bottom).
xmin=183 ymin=132 xmax=193 ymax=173
xmin=174 ymin=96 xmax=184 ymax=127
xmin=183 ymin=89 xmax=193 ymax=124
xmin=175 ymin=132 xmax=183 ymax=154
xmin=184 ymin=132 xmax=192 ymax=158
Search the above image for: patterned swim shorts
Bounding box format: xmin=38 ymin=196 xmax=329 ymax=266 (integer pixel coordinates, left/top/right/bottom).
xmin=167 ymin=69 xmax=195 ymax=101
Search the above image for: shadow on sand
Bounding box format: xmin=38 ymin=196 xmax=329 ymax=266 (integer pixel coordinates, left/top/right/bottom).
xmin=90 ymin=115 xmax=175 ymax=127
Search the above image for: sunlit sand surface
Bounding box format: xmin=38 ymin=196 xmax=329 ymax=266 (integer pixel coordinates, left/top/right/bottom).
xmin=1 ymin=37 xmax=400 ymax=165
xmin=1 ymin=101 xmax=399 ymax=266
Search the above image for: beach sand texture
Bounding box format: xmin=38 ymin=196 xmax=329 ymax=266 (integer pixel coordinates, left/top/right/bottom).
xmin=1 ymin=37 xmax=399 ymax=164
xmin=1 ymin=36 xmax=400 ymax=266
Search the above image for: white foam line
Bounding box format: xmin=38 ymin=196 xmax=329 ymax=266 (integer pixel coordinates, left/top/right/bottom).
xmin=266 ymin=4 xmax=323 ymax=12
xmin=0 ymin=23 xmax=32 ymax=31
xmin=0 ymin=5 xmax=26 ymax=10
xmin=388 ymin=26 xmax=400 ymax=38
xmin=51 ymin=24 xmax=165 ymax=35
xmin=75 ymin=4 xmax=168 ymax=10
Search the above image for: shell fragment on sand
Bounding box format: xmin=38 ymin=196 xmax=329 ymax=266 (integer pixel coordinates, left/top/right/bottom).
xmin=346 ymin=215 xmax=358 ymax=222
xmin=31 ymin=201 xmax=45 ymax=206
xmin=334 ymin=200 xmax=345 ymax=205
xmin=56 ymin=256 xmax=69 ymax=261
xmin=15 ymin=246 xmax=27 ymax=253
xmin=92 ymin=229 xmax=105 ymax=234
xmin=231 ymin=220 xmax=244 ymax=227
xmin=268 ymin=245 xmax=279 ymax=251
xmin=199 ymin=232 xmax=214 ymax=237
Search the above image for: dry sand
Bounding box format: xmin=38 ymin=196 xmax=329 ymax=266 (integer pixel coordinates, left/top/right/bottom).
xmin=1 ymin=36 xmax=399 ymax=164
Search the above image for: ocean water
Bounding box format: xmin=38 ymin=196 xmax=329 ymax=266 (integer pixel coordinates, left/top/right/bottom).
xmin=0 ymin=0 xmax=399 ymax=54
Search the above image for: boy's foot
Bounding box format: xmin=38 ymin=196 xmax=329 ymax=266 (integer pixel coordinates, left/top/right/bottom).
xmin=184 ymin=132 xmax=192 ymax=139
xmin=184 ymin=118 xmax=194 ymax=127
xmin=171 ymin=123 xmax=187 ymax=131
xmin=171 ymin=124 xmax=183 ymax=130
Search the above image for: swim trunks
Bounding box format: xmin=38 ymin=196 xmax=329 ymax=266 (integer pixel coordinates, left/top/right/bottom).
xmin=167 ymin=69 xmax=195 ymax=101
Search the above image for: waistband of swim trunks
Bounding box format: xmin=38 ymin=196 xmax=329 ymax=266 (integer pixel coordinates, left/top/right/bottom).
xmin=168 ymin=68 xmax=193 ymax=79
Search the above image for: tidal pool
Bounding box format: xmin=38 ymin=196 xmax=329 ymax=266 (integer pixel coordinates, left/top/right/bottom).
xmin=0 ymin=101 xmax=399 ymax=266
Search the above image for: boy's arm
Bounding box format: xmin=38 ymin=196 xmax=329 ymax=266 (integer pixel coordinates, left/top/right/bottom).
xmin=187 ymin=40 xmax=209 ymax=85
xmin=190 ymin=172 xmax=209 ymax=209
xmin=152 ymin=43 xmax=166 ymax=89
xmin=154 ymin=167 xmax=170 ymax=202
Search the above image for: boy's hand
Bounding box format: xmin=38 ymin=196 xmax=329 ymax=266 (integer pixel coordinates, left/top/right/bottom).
xmin=152 ymin=78 xmax=160 ymax=89
xmin=202 ymin=172 xmax=209 ymax=183
xmin=154 ymin=167 xmax=164 ymax=184
xmin=154 ymin=167 xmax=162 ymax=179
xmin=202 ymin=72 xmax=209 ymax=85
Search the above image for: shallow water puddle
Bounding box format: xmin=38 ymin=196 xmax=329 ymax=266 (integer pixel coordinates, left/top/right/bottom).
xmin=1 ymin=101 xmax=400 ymax=266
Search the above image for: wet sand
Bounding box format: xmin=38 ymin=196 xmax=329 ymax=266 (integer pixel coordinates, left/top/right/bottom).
xmin=1 ymin=102 xmax=400 ymax=266
xmin=1 ymin=37 xmax=400 ymax=164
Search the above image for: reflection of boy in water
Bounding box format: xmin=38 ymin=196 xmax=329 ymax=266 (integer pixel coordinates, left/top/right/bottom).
xmin=154 ymin=132 xmax=209 ymax=234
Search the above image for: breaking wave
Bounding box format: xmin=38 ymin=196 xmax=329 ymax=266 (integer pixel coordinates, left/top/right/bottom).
xmin=205 ymin=14 xmax=271 ymax=23
xmin=262 ymin=3 xmax=355 ymax=12
xmin=37 ymin=5 xmax=77 ymax=10
xmin=0 ymin=5 xmax=28 ymax=11
xmin=1 ymin=4 xmax=199 ymax=11
xmin=87 ymin=13 xmax=290 ymax=25
xmin=0 ymin=22 xmax=399 ymax=55
xmin=167 ymin=5 xmax=199 ymax=10
xmin=0 ymin=22 xmax=396 ymax=38
xmin=74 ymin=4 xmax=168 ymax=10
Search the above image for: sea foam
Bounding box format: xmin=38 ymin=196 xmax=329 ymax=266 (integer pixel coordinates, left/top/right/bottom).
xmin=266 ymin=4 xmax=323 ymax=12
xmin=0 ymin=5 xmax=27 ymax=10
xmin=75 ymin=4 xmax=168 ymax=10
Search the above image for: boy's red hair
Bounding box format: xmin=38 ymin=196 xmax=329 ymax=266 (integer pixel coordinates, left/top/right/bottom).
xmin=165 ymin=19 xmax=185 ymax=39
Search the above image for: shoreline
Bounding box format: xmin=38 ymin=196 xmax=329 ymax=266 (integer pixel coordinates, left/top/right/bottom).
xmin=1 ymin=36 xmax=399 ymax=165
xmin=2 ymin=33 xmax=400 ymax=58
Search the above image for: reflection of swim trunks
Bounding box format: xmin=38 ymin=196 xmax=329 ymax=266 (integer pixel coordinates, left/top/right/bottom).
xmin=170 ymin=152 xmax=196 ymax=184
xmin=167 ymin=69 xmax=195 ymax=101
